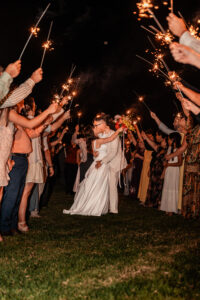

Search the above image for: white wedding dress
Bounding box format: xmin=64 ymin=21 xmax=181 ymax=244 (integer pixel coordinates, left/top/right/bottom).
xmin=63 ymin=141 xmax=109 ymax=216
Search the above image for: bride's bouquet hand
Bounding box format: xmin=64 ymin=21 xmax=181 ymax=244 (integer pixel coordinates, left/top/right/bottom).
xmin=117 ymin=127 xmax=124 ymax=134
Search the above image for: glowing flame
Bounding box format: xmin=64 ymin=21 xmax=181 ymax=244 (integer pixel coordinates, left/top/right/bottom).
xmin=68 ymin=78 xmax=73 ymax=84
xmin=72 ymin=91 xmax=77 ymax=97
xmin=136 ymin=0 xmax=153 ymax=19
xmin=30 ymin=26 xmax=40 ymax=37
xmin=155 ymin=30 xmax=174 ymax=45
xmin=189 ymin=25 xmax=200 ymax=40
xmin=77 ymin=111 xmax=82 ymax=118
xmin=138 ymin=96 xmax=144 ymax=102
xmin=42 ymin=40 xmax=54 ymax=50
xmin=62 ymin=84 xmax=69 ymax=91
xmin=169 ymin=71 xmax=179 ymax=82
xmin=52 ymin=94 xmax=60 ymax=103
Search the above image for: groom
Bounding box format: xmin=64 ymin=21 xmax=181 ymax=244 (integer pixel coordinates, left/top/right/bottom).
xmin=93 ymin=113 xmax=127 ymax=214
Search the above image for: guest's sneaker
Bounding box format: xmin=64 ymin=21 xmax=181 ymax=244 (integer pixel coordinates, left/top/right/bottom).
xmin=63 ymin=209 xmax=70 ymax=214
xmin=30 ymin=210 xmax=41 ymax=218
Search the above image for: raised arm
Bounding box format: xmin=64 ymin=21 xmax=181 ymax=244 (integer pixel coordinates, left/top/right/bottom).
xmin=150 ymin=111 xmax=174 ymax=134
xmin=134 ymin=123 xmax=143 ymax=142
xmin=96 ymin=128 xmax=122 ymax=148
xmin=0 ymin=61 xmax=21 ymax=102
xmin=0 ymin=68 xmax=42 ymax=108
xmin=175 ymin=92 xmax=189 ymax=117
xmin=141 ymin=131 xmax=158 ymax=152
xmin=127 ymin=131 xmax=137 ymax=146
xmin=167 ymin=13 xmax=200 ymax=53
xmin=170 ymin=43 xmax=200 ymax=68
xmin=9 ymin=103 xmax=58 ymax=129
xmin=50 ymin=128 xmax=68 ymax=147
xmin=174 ymin=81 xmax=200 ymax=107
xmin=50 ymin=110 xmax=70 ymax=132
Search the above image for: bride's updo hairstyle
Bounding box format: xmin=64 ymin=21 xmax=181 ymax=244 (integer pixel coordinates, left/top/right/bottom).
xmin=93 ymin=112 xmax=114 ymax=129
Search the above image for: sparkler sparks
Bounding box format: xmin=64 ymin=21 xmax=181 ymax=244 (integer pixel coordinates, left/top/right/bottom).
xmin=155 ymin=30 xmax=174 ymax=45
xmin=30 ymin=27 xmax=40 ymax=37
xmin=189 ymin=25 xmax=200 ymax=40
xmin=52 ymin=94 xmax=60 ymax=103
xmin=42 ymin=40 xmax=53 ymax=50
xmin=136 ymin=0 xmax=153 ymax=19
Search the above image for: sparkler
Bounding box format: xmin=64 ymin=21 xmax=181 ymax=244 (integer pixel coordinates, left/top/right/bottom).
xmin=178 ymin=11 xmax=189 ymax=30
xmin=188 ymin=25 xmax=200 ymax=40
xmin=69 ymin=77 xmax=81 ymax=109
xmin=52 ymin=94 xmax=60 ymax=104
xmin=138 ymin=96 xmax=151 ymax=112
xmin=59 ymin=64 xmax=76 ymax=97
xmin=141 ymin=26 xmax=173 ymax=46
xmin=18 ymin=3 xmax=51 ymax=60
xmin=170 ymin=0 xmax=173 ymax=14
xmin=40 ymin=21 xmax=54 ymax=68
xmin=155 ymin=30 xmax=174 ymax=45
xmin=136 ymin=54 xmax=169 ymax=79
xmin=77 ymin=111 xmax=82 ymax=124
xmin=147 ymin=36 xmax=170 ymax=72
xmin=148 ymin=9 xmax=166 ymax=34
xmin=136 ymin=54 xmax=185 ymax=99
xmin=136 ymin=0 xmax=153 ymax=19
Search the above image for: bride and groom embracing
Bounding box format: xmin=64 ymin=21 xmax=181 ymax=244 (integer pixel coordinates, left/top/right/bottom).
xmin=63 ymin=113 xmax=127 ymax=216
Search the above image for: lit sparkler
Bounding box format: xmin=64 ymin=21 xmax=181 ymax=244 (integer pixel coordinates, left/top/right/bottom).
xmin=52 ymin=94 xmax=60 ymax=104
xmin=18 ymin=3 xmax=50 ymax=60
xmin=170 ymin=0 xmax=173 ymax=14
xmin=30 ymin=27 xmax=40 ymax=37
xmin=155 ymin=30 xmax=174 ymax=45
xmin=59 ymin=64 xmax=76 ymax=97
xmin=188 ymin=25 xmax=200 ymax=40
xmin=40 ymin=21 xmax=54 ymax=68
xmin=136 ymin=0 xmax=153 ymax=19
xmin=138 ymin=96 xmax=151 ymax=112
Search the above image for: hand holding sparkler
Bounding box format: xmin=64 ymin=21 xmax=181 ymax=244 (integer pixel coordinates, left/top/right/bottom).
xmin=30 ymin=68 xmax=43 ymax=83
xmin=170 ymin=42 xmax=200 ymax=68
xmin=167 ymin=13 xmax=187 ymax=37
xmin=47 ymin=102 xmax=59 ymax=115
xmin=5 ymin=60 xmax=21 ymax=78
xmin=182 ymin=99 xmax=200 ymax=115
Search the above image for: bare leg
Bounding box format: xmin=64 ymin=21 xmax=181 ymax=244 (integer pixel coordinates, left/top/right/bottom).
xmin=18 ymin=182 xmax=34 ymax=230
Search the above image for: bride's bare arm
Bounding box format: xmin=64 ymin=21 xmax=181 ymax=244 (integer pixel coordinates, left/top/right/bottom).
xmin=95 ymin=128 xmax=123 ymax=148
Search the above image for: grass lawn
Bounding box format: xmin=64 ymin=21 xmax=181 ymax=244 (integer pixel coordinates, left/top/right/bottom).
xmin=0 ymin=185 xmax=200 ymax=300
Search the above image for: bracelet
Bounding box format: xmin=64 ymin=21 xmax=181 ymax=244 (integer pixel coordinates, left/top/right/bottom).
xmin=48 ymin=165 xmax=53 ymax=168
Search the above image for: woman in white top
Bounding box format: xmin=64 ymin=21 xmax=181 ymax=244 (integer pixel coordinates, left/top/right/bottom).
xmin=160 ymin=132 xmax=183 ymax=215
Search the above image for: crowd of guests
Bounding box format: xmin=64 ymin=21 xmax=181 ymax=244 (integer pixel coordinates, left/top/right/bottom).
xmin=0 ymin=12 xmax=200 ymax=243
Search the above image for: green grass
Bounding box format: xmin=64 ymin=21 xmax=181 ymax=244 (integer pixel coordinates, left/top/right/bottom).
xmin=0 ymin=185 xmax=200 ymax=300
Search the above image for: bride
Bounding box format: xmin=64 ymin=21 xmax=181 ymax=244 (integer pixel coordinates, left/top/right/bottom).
xmin=63 ymin=126 xmax=122 ymax=216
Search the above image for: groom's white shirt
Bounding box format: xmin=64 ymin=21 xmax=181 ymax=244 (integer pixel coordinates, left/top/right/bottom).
xmin=99 ymin=130 xmax=127 ymax=172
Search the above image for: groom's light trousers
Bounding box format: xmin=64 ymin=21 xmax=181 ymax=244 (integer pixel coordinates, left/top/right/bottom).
xmin=109 ymin=169 xmax=119 ymax=213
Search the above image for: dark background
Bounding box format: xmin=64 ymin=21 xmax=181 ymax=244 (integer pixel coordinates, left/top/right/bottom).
xmin=1 ymin=0 xmax=200 ymax=128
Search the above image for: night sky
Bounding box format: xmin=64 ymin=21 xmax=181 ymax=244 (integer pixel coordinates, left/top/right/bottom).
xmin=1 ymin=0 xmax=200 ymax=128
